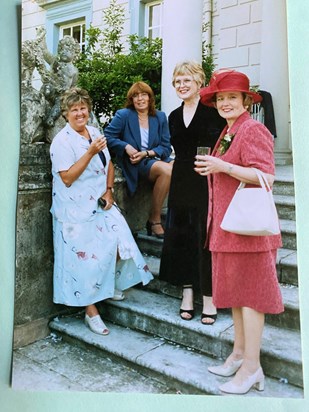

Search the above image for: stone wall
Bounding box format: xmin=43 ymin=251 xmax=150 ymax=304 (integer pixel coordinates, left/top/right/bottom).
xmin=215 ymin=0 xmax=262 ymax=85
xmin=15 ymin=143 xmax=54 ymax=347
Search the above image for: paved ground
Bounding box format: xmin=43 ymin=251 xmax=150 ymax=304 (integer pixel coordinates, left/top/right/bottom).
xmin=12 ymin=332 xmax=179 ymax=394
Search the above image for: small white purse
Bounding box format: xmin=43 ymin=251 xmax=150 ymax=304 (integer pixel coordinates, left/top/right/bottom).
xmin=220 ymin=168 xmax=280 ymax=236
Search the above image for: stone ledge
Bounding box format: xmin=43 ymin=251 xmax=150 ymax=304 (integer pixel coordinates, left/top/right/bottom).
xmin=14 ymin=317 xmax=51 ymax=349
xmin=48 ymin=315 xmax=304 ymax=397
xmin=101 ymin=288 xmax=303 ymax=387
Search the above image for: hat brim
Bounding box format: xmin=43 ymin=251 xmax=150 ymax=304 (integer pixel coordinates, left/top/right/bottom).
xmin=200 ymin=87 xmax=262 ymax=107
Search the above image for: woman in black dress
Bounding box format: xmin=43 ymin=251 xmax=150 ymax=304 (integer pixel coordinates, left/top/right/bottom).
xmin=159 ymin=61 xmax=225 ymax=324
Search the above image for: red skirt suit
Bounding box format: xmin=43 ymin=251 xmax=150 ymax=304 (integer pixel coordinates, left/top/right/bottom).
xmin=207 ymin=111 xmax=284 ymax=314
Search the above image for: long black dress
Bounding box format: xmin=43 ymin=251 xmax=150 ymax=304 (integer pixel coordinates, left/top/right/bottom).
xmin=159 ymin=102 xmax=225 ymax=295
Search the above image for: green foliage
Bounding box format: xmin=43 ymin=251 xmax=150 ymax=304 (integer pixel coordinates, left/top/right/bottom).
xmin=101 ymin=0 xmax=124 ymax=56
xmin=76 ymin=1 xmax=162 ymax=126
xmin=76 ymin=0 xmax=214 ymax=126
xmin=202 ymin=42 xmax=215 ymax=84
xmin=202 ymin=21 xmax=215 ymax=84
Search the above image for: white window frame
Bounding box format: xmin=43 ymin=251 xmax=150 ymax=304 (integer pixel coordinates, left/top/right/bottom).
xmin=59 ymin=20 xmax=86 ymax=51
xmin=41 ymin=0 xmax=92 ymax=54
xmin=144 ymin=1 xmax=163 ymax=39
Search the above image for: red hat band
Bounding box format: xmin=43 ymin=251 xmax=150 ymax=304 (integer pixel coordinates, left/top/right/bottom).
xmin=200 ymin=70 xmax=262 ymax=106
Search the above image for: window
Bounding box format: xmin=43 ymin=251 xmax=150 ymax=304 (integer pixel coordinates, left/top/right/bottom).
xmin=41 ymin=0 xmax=92 ymax=54
xmin=145 ymin=1 xmax=163 ymax=39
xmin=60 ymin=21 xmax=86 ymax=51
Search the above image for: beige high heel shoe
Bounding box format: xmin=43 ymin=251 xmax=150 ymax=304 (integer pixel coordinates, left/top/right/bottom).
xmin=219 ymin=367 xmax=265 ymax=394
xmin=208 ymin=358 xmax=243 ymax=377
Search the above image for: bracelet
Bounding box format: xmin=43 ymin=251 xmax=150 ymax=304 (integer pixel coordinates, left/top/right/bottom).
xmin=227 ymin=164 xmax=234 ymax=175
xmin=107 ymin=186 xmax=114 ymax=193
xmin=145 ymin=150 xmax=150 ymax=158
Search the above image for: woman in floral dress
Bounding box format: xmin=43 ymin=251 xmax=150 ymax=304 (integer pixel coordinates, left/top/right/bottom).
xmin=50 ymin=87 xmax=153 ymax=336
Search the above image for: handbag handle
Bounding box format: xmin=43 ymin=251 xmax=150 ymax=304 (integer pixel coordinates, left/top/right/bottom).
xmin=238 ymin=168 xmax=271 ymax=192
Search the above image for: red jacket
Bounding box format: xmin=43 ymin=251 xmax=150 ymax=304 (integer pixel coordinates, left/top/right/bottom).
xmin=207 ymin=111 xmax=282 ymax=253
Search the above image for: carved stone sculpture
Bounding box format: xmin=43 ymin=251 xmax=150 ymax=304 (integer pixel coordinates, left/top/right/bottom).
xmin=21 ymin=35 xmax=46 ymax=144
xmin=21 ymin=28 xmax=81 ymax=143
xmin=40 ymin=34 xmax=80 ymax=143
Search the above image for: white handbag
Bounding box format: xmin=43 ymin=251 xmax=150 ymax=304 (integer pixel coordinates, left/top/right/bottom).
xmin=220 ymin=168 xmax=280 ymax=236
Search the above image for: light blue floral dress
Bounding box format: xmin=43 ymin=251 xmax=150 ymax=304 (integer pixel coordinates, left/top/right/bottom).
xmin=50 ymin=123 xmax=153 ymax=307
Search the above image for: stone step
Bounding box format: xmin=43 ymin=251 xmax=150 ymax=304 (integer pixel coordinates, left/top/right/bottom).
xmin=144 ymin=247 xmax=298 ymax=287
xmin=97 ymin=288 xmax=303 ymax=388
xmin=274 ymin=194 xmax=296 ymax=220
xmin=12 ymin=335 xmax=176 ymax=393
xmin=277 ymin=248 xmax=298 ymax=285
xmin=137 ymin=218 xmax=297 ymax=257
xmin=142 ymin=255 xmax=300 ymax=331
xmin=136 ymin=231 xmax=164 ymax=257
xmin=49 ymin=314 xmax=303 ymax=398
xmin=280 ymin=219 xmax=297 ymax=250
xmin=274 ymin=165 xmax=295 ymax=196
xmin=136 ymin=239 xmax=298 ymax=291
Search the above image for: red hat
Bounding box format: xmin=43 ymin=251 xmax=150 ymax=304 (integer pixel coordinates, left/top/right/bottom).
xmin=200 ymin=70 xmax=262 ymax=106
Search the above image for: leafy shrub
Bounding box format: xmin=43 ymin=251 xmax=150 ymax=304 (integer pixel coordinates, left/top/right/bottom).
xmin=76 ymin=0 xmax=162 ymax=126
xmin=76 ymin=0 xmax=214 ymax=127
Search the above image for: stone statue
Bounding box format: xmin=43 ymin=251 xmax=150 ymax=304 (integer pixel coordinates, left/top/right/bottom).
xmin=40 ymin=34 xmax=80 ymax=142
xmin=21 ymin=29 xmax=47 ymax=144
xmin=21 ymin=28 xmax=81 ymax=143
xmin=21 ymin=27 xmax=100 ymax=143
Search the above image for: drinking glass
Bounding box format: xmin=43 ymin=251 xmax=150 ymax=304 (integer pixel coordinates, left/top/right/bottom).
xmin=197 ymin=146 xmax=211 ymax=156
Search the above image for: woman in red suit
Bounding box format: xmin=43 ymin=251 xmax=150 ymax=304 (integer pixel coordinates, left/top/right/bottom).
xmin=195 ymin=70 xmax=284 ymax=394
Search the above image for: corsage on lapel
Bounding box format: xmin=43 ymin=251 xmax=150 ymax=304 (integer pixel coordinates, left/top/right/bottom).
xmin=217 ymin=133 xmax=235 ymax=155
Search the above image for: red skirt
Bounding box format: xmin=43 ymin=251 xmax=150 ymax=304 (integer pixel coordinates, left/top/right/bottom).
xmin=212 ymin=250 xmax=284 ymax=314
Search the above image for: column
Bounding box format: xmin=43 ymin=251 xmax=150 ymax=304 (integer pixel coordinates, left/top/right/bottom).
xmin=260 ymin=0 xmax=292 ymax=164
xmin=161 ymin=0 xmax=204 ymax=115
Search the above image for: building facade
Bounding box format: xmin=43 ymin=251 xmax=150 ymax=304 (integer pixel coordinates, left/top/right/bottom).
xmin=22 ymin=0 xmax=291 ymax=163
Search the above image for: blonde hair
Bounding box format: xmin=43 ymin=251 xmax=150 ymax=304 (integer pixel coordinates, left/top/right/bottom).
xmin=172 ymin=61 xmax=206 ymax=88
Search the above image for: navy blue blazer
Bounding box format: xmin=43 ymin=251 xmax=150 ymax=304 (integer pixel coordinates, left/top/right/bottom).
xmin=104 ymin=108 xmax=172 ymax=196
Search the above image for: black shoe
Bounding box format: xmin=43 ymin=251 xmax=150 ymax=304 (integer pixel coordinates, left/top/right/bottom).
xmin=146 ymin=220 xmax=164 ymax=239
xmin=179 ymin=286 xmax=194 ymax=320
xmin=201 ymin=313 xmax=217 ymax=325
xmin=179 ymin=308 xmax=195 ymax=321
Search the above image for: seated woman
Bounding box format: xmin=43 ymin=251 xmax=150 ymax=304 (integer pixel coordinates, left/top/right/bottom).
xmin=104 ymin=81 xmax=173 ymax=238
xmin=50 ymin=87 xmax=153 ymax=336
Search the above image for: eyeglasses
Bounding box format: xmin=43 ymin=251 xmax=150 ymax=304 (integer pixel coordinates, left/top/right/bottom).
xmin=174 ymin=79 xmax=193 ymax=88
xmin=132 ymin=92 xmax=149 ymax=99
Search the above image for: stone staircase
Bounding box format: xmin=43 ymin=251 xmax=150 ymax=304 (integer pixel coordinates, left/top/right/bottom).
xmin=49 ymin=165 xmax=303 ymax=397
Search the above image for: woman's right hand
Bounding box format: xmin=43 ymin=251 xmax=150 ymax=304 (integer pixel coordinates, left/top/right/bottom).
xmin=125 ymin=144 xmax=138 ymax=158
xmin=88 ymin=136 xmax=107 ymax=156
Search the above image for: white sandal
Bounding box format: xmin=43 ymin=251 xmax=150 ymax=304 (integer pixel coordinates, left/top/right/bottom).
xmin=85 ymin=314 xmax=109 ymax=335
xmin=111 ymin=289 xmax=125 ymax=301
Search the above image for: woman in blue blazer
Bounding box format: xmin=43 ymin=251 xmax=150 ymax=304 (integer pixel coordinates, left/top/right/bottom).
xmin=104 ymin=81 xmax=173 ymax=238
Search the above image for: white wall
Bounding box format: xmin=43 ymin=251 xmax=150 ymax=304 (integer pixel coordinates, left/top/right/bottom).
xmin=215 ymin=0 xmax=262 ymax=85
